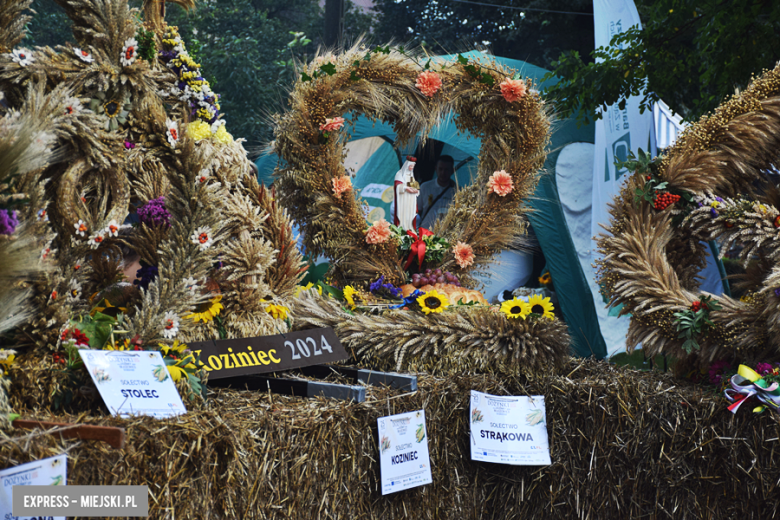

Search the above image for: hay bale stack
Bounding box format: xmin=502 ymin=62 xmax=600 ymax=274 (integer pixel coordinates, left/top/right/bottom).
xmin=2 ymin=359 xmax=779 ymax=519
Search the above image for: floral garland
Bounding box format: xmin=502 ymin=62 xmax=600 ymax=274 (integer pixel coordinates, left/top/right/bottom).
xmin=159 ymin=26 xmax=232 ymax=144
xmin=273 ymin=42 xmax=550 ymax=287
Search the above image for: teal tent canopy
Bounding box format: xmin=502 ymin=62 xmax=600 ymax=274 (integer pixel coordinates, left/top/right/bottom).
xmin=258 ymin=53 xmax=608 ymax=359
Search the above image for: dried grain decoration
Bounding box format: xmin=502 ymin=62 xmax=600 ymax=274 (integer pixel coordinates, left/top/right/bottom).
xmin=597 ymin=63 xmax=780 ymax=362
xmin=0 ymin=0 xmax=306 ymax=352
xmin=273 ymin=44 xmax=550 ymax=285
xmin=292 ymin=290 xmax=570 ymax=375
xmin=0 ymin=0 xmax=32 ymax=52
xmin=3 ymin=358 xmax=780 ymax=519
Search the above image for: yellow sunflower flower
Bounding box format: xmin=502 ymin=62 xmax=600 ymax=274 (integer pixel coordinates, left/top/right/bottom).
xmin=185 ymin=295 xmax=223 ymax=323
xmin=158 ymin=340 xmax=188 ymax=357
xmin=105 ymin=339 xmax=131 ymax=351
xmin=295 ymin=282 xmax=322 ymax=297
xmin=343 ymin=285 xmax=357 ymax=308
xmin=90 ymin=299 xmax=127 ymax=318
xmin=527 ymin=294 xmax=555 ymax=319
xmin=500 ymin=298 xmax=530 ymax=319
xmin=0 ymin=350 xmax=16 ymax=375
xmin=416 ymin=290 xmax=449 ymax=315
xmin=166 ymin=364 xmax=188 ymax=382
xmin=538 ymin=272 xmax=552 ymax=285
xmin=265 ymin=304 xmax=289 ymax=320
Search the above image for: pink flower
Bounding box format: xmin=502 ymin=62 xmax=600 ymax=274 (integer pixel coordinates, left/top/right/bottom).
xmin=499 ymin=78 xmax=527 ymax=103
xmin=319 ymin=117 xmax=345 ymax=133
xmin=756 ymin=363 xmax=774 ymax=376
xmin=452 ymin=241 xmax=475 ymax=269
xmin=708 ymin=360 xmax=731 ymax=385
xmin=365 ymin=219 xmax=391 ymax=245
xmin=487 ymin=170 xmax=514 ymax=197
xmin=331 ymin=176 xmax=352 ymax=198
xmin=416 ymin=71 xmax=443 ymax=97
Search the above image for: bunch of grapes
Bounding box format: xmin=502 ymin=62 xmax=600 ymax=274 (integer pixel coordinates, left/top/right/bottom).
xmin=653 ymin=192 xmax=680 ymax=210
xmin=410 ymin=268 xmax=461 ymax=287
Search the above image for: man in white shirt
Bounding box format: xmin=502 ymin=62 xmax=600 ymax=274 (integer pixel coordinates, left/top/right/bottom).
xmin=417 ymin=155 xmax=455 ymax=229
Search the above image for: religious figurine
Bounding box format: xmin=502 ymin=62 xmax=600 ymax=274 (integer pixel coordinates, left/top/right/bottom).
xmin=393 ymin=156 xmax=420 ymax=231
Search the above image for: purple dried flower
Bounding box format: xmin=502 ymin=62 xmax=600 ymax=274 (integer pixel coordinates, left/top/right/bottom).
xmin=708 ymin=360 xmax=731 ymax=385
xmin=124 ymin=141 xmax=135 ymax=149
xmin=710 ymin=208 xmax=718 ymax=217
xmin=134 ymin=265 xmax=159 ymax=290
xmin=715 ymin=197 xmax=723 ymax=202
xmin=775 ymin=288 xmax=780 ymax=298
xmin=137 ymin=196 xmax=171 ymax=228
xmin=0 ymin=209 xmax=19 ymax=235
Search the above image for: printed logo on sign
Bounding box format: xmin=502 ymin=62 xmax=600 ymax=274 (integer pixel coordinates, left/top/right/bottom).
xmin=612 ymin=132 xmax=631 ymax=180
xmin=361 ymin=183 xmax=390 ymax=199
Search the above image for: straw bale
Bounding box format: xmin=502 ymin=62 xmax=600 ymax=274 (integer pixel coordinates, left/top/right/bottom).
xmin=2 ymin=358 xmax=779 ymax=519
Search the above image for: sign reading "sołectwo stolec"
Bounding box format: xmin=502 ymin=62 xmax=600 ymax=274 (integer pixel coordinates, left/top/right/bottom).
xmin=187 ymin=327 xmax=348 ymax=380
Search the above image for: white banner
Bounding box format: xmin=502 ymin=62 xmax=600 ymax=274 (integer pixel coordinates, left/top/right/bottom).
xmin=79 ymin=350 xmax=186 ymax=418
xmin=591 ymin=0 xmax=656 ymax=245
xmin=377 ymin=410 xmax=432 ymax=495
xmin=469 ymin=391 xmax=551 ymax=465
xmin=1 ymin=454 xmax=67 ymax=520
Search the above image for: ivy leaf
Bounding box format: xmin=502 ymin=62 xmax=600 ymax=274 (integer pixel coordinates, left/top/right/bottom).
xmin=424 ymin=58 xmax=431 ymax=70
xmin=301 ymin=72 xmax=312 ymax=82
xmin=349 ymin=70 xmax=361 ymax=81
xmin=457 ymin=54 xmax=469 ymax=65
xmin=319 ymin=63 xmax=337 ymax=75
xmin=480 ymin=72 xmax=495 ymax=86
xmin=353 ymin=60 xmax=360 ymax=68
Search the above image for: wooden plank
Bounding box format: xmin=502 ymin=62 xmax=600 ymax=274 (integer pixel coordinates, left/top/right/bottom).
xmin=12 ymin=419 xmax=125 ymax=449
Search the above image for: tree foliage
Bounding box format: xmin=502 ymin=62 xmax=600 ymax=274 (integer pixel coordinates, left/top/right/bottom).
xmin=544 ymin=0 xmax=780 ymax=124
xmin=371 ymin=0 xmax=594 ymax=70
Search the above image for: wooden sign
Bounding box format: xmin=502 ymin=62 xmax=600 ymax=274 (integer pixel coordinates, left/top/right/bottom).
xmin=187 ymin=327 xmax=348 ymax=380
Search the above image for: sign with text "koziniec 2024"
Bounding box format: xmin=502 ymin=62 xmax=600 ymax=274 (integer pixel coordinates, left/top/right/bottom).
xmin=469 ymin=390 xmax=551 ymax=465
xmin=186 ymin=327 xmax=349 ymax=380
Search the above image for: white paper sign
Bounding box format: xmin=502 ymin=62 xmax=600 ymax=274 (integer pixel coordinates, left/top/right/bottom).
xmin=78 ymin=350 xmax=186 ymax=418
xmin=0 ymin=454 xmax=67 ymax=520
xmin=469 ymin=391 xmax=551 ymax=465
xmin=377 ymin=410 xmax=432 ymax=495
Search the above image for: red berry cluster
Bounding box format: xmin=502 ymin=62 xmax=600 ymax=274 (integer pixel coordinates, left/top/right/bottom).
xmin=653 ymin=191 xmax=681 ymax=210
xmin=51 ymin=352 xmax=66 ymax=365
xmin=691 ymin=301 xmax=709 ymax=312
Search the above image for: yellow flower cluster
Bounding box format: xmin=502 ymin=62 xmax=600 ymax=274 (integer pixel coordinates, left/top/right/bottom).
xmin=187 ymin=120 xmax=212 ymax=142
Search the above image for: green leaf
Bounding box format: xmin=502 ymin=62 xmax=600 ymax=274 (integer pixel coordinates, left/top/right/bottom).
xmin=9 ymin=413 xmax=20 ymax=422
xmin=319 ymin=63 xmax=337 ymax=75
xmin=457 ymin=54 xmax=469 ymax=65
xmin=349 ymin=70 xmax=361 ymax=81
xmin=301 ymin=72 xmax=312 ymax=82
xmin=480 ymin=72 xmax=495 ymax=86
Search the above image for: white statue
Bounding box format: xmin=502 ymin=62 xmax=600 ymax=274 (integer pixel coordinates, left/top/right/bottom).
xmin=393 ymin=156 xmax=420 ymax=231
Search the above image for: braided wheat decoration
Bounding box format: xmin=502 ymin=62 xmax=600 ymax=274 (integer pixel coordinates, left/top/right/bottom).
xmin=598 ymin=63 xmax=780 ymax=363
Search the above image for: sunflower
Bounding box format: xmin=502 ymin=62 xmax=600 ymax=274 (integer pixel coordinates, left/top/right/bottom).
xmin=295 ymin=282 xmax=322 ymax=297
xmin=165 ymin=363 xmax=188 ymax=382
xmin=185 ymin=295 xmax=223 ymax=323
xmin=158 ymin=340 xmax=188 ymax=358
xmin=538 ymin=272 xmax=552 ymax=285
xmin=527 ymin=294 xmax=555 ymax=320
xmin=343 ymin=285 xmax=357 ymax=308
xmin=90 ymin=298 xmax=127 ymax=318
xmin=416 ymin=290 xmax=449 ymax=315
xmin=0 ymin=350 xmax=16 ymax=375
xmin=265 ymin=304 xmax=289 ymax=320
xmin=500 ymin=298 xmax=530 ymax=319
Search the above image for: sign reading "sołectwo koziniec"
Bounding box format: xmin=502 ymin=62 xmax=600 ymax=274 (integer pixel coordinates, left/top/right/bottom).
xmin=187 ymin=327 xmax=348 ymax=380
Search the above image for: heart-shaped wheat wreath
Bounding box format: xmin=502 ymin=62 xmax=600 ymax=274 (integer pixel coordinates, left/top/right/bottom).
xmin=597 ymin=63 xmax=780 ymax=364
xmin=272 ymin=43 xmax=551 ymax=286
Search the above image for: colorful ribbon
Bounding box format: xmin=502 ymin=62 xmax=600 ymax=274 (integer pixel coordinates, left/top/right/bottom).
xmin=404 ymin=228 xmax=433 ymax=270
xmin=724 ymin=365 xmax=780 ymax=414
